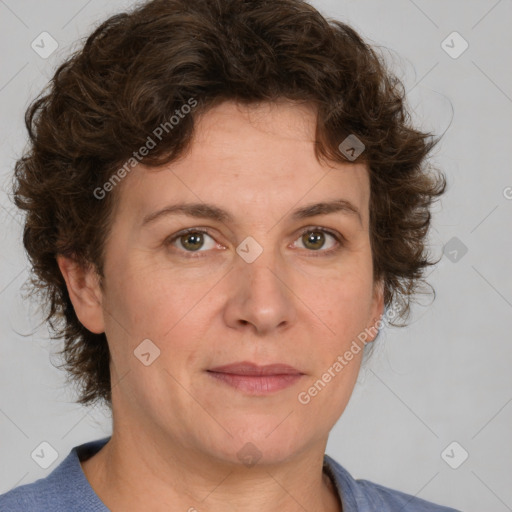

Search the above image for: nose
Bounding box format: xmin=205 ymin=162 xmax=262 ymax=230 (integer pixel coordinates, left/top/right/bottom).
xmin=223 ymin=246 xmax=297 ymax=336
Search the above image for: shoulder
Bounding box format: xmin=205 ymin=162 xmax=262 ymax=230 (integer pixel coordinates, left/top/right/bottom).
xmin=323 ymin=454 xmax=462 ymax=512
xmin=0 ymin=476 xmax=54 ymax=511
xmin=356 ymin=479 xmax=461 ymax=511
xmin=0 ymin=437 xmax=111 ymax=512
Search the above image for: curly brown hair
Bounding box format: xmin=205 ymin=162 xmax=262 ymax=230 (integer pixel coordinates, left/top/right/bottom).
xmin=12 ymin=0 xmax=446 ymax=409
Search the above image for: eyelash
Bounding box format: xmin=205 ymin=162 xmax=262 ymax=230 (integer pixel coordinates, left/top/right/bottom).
xmin=164 ymin=226 xmax=345 ymax=259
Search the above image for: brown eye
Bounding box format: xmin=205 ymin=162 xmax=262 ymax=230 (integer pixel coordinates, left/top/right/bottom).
xmin=293 ymin=227 xmax=342 ymax=255
xmin=301 ymin=231 xmax=327 ymax=250
xmin=179 ymin=232 xmax=206 ymax=251
xmin=166 ymin=228 xmax=217 ymax=256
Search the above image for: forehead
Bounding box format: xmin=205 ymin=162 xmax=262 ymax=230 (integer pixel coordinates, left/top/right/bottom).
xmin=114 ymin=100 xmax=370 ymax=228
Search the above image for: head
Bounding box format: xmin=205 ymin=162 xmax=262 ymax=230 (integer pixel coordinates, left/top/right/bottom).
xmin=14 ymin=0 xmax=445 ymax=464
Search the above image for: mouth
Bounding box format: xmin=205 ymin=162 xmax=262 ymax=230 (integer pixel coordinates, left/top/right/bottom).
xmin=206 ymin=361 xmax=304 ymax=394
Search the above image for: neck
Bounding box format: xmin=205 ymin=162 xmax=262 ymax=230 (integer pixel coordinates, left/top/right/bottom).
xmin=80 ymin=429 xmax=342 ymax=512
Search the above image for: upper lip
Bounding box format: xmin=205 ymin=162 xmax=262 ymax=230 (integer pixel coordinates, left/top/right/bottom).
xmin=208 ymin=361 xmax=303 ymax=376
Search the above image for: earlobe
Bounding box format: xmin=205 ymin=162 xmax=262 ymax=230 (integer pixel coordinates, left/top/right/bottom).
xmin=374 ymin=280 xmax=385 ymax=318
xmin=56 ymin=255 xmax=106 ymax=334
xmin=367 ymin=279 xmax=385 ymax=342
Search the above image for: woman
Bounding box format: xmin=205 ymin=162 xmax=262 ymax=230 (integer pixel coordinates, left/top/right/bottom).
xmin=0 ymin=0 xmax=460 ymax=510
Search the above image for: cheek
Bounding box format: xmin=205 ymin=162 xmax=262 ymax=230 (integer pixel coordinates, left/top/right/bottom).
xmin=101 ymin=260 xmax=214 ymax=390
xmin=103 ymin=256 xmax=193 ymax=337
xmin=311 ymin=272 xmax=374 ymax=335
xmin=101 ymin=265 xmax=204 ymax=401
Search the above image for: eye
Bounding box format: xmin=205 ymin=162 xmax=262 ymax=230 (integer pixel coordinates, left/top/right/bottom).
xmin=165 ymin=226 xmax=344 ymax=258
xmin=165 ymin=228 xmax=219 ymax=257
xmin=292 ymin=227 xmax=343 ymax=256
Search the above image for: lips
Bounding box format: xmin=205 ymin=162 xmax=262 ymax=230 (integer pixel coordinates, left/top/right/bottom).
xmin=206 ymin=361 xmax=304 ymax=394
xmin=207 ymin=361 xmax=303 ymax=376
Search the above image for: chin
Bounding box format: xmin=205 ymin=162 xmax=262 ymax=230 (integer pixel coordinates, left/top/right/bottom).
xmin=203 ymin=423 xmax=308 ymax=467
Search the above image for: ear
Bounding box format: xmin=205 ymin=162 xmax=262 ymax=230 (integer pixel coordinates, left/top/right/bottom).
xmin=56 ymin=255 xmax=105 ymax=334
xmin=366 ymin=279 xmax=385 ymax=342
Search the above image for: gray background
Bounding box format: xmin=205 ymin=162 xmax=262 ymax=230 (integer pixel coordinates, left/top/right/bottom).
xmin=1 ymin=1 xmax=511 ymax=510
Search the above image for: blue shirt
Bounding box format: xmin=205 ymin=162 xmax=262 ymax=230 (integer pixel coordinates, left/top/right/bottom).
xmin=0 ymin=437 xmax=461 ymax=511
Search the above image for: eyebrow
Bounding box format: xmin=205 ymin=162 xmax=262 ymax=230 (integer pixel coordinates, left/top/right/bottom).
xmin=141 ymin=199 xmax=362 ymax=227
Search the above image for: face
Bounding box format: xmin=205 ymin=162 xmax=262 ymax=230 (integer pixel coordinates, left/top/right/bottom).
xmin=65 ymin=100 xmax=384 ymax=466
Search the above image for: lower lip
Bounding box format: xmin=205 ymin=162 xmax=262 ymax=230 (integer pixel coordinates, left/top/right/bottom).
xmin=207 ymin=372 xmax=303 ymax=394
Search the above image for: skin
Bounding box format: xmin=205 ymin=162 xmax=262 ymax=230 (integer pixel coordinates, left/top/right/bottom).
xmin=57 ymin=99 xmax=384 ymax=512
